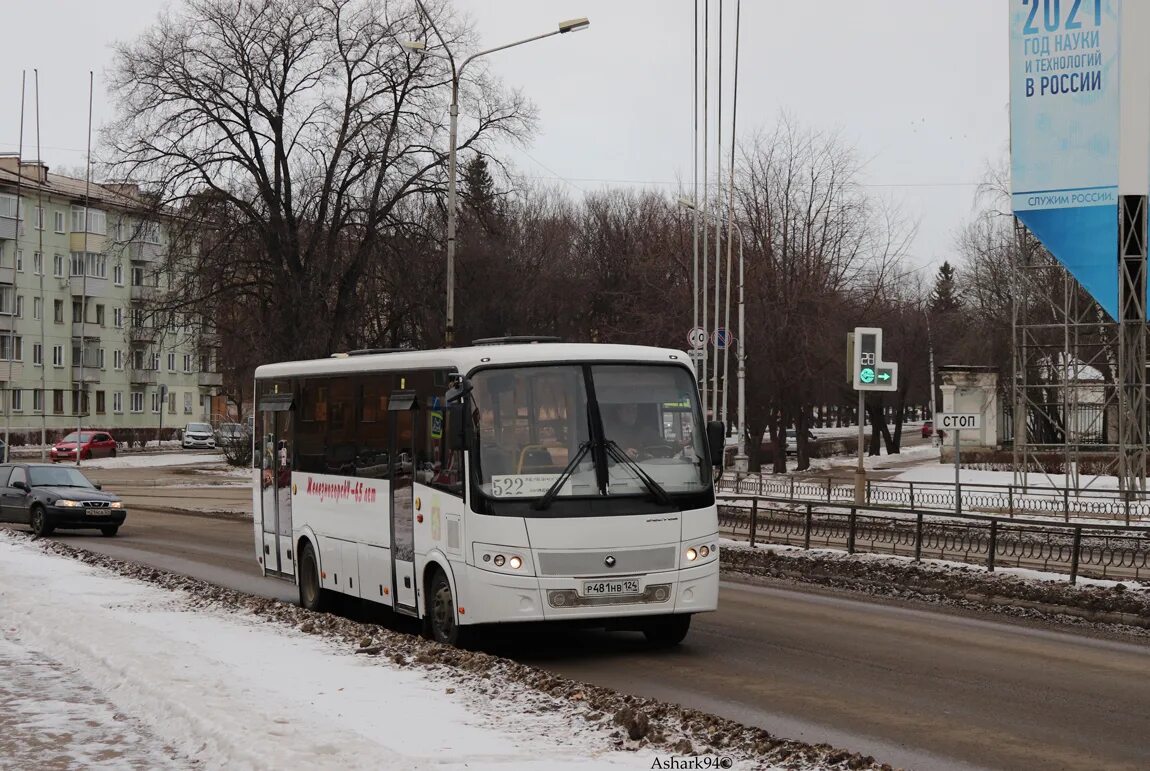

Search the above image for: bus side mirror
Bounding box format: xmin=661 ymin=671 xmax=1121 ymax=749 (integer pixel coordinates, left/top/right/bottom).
xmin=706 ymin=421 xmax=725 ymax=467
xmin=447 ymin=402 xmax=468 ymax=448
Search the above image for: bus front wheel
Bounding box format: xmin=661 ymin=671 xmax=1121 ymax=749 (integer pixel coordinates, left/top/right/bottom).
xmin=643 ymin=614 xmax=691 ymax=647
xmin=427 ymin=569 xmax=470 ymax=647
xmin=298 ymin=542 xmax=331 ymax=613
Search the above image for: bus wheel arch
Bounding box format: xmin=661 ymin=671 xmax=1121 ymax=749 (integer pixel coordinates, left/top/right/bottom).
xmin=296 ymin=537 xmax=331 ymax=613
xmin=422 ymin=560 xmax=470 ymax=647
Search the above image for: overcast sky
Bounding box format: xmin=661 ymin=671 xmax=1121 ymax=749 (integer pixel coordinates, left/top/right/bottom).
xmin=0 ymin=1 xmax=1007 ymax=276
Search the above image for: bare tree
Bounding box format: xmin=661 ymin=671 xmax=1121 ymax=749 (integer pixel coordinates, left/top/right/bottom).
xmin=106 ymin=0 xmax=535 ymax=365
xmin=733 ymin=117 xmax=911 ymax=472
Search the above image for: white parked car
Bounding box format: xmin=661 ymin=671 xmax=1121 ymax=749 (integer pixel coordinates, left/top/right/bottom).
xmin=181 ymin=422 xmax=216 ymax=450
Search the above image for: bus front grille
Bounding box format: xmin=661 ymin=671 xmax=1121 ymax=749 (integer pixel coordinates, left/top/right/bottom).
xmin=537 ymin=546 xmax=676 ymax=577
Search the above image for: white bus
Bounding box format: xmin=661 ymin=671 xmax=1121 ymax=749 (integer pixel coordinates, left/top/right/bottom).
xmin=252 ymin=341 xmax=722 ymax=646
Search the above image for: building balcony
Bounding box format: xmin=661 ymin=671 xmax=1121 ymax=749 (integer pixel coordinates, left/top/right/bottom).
xmin=197 ymin=372 xmax=223 ymax=388
xmin=0 ymin=363 xmax=25 ymax=382
xmin=71 ymin=323 xmax=102 ymax=339
xmin=0 ymin=215 xmax=17 ymax=241
xmin=129 ymin=325 xmax=157 ymax=344
xmin=0 ymin=314 xmax=16 ymax=332
xmin=70 ymin=232 xmax=109 ymax=253
xmin=0 ymin=267 xmax=14 ymax=285
xmin=71 ymin=366 xmax=101 ymax=384
xmin=128 ymin=241 xmax=164 ymax=262
xmin=128 ymin=368 xmax=157 ymax=386
xmin=130 ymin=285 xmax=159 ymax=303
xmin=68 ymin=276 xmax=114 ymax=299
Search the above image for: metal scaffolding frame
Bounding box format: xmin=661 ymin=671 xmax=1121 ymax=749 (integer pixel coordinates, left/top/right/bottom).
xmin=1012 ymin=221 xmax=1122 ymax=489
xmin=1118 ymin=195 xmax=1148 ymax=494
xmin=1012 ymin=199 xmax=1149 ymax=492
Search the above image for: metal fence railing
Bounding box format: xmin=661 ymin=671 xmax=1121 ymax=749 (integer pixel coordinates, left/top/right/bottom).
xmin=717 ymin=494 xmax=1150 ymax=585
xmin=719 ymin=474 xmax=1150 ymax=525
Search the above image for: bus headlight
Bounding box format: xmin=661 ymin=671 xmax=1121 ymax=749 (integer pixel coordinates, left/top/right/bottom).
xmin=494 ymin=554 xmax=506 ymax=567
xmin=686 ymin=547 xmax=698 ymax=562
xmin=509 ymin=555 xmax=522 ymax=570
xmin=700 ymin=545 xmax=710 ymax=558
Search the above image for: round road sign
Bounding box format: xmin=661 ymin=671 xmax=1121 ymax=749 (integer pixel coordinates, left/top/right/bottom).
xmin=688 ymin=327 xmax=707 ymax=350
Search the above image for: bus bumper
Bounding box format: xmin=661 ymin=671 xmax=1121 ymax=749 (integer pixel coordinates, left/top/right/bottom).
xmin=458 ymin=559 xmax=719 ymax=625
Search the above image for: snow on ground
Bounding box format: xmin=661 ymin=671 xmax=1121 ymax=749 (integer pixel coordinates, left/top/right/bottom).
xmin=0 ymin=535 xmax=666 ymax=770
xmin=893 ymin=464 xmax=1123 ymax=490
xmin=805 ymin=443 xmax=938 ymax=472
xmin=80 ymin=452 xmax=226 ymax=470
xmin=718 ymin=537 xmax=1148 ymax=592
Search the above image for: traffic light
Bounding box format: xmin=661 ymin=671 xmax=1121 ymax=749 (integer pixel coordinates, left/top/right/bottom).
xmin=852 ymin=327 xmax=898 ymax=392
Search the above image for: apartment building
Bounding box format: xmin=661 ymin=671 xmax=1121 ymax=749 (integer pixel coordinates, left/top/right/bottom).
xmin=0 ymin=154 xmax=222 ymax=439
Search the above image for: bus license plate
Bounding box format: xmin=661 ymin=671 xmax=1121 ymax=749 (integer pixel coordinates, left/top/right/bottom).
xmin=582 ymin=579 xmax=640 ymax=597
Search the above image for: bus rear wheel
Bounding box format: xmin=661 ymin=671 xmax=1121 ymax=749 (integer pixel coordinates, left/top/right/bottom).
xmin=297 ymin=542 xmax=331 ymax=613
xmin=427 ymin=569 xmax=470 ymax=647
xmin=643 ymin=614 xmax=691 ymax=647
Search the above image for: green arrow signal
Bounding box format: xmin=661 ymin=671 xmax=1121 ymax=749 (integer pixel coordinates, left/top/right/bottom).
xmin=878 ymin=371 xmax=891 ymax=381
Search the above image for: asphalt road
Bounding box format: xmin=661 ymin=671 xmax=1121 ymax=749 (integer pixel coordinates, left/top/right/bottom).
xmin=19 ymin=469 xmax=1150 ymax=771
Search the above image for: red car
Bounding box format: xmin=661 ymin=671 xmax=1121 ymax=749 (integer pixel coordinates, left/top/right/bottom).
xmin=50 ymin=431 xmax=118 ymax=462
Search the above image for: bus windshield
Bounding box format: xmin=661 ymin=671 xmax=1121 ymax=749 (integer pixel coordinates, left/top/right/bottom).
xmin=471 ymin=364 xmax=708 ymax=501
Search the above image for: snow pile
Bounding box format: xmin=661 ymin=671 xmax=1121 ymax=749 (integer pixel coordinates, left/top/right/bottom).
xmin=1 ymin=532 xmax=890 ymax=771
xmin=81 ymin=452 xmax=227 ymax=470
xmin=719 ymin=539 xmax=1150 ymax=635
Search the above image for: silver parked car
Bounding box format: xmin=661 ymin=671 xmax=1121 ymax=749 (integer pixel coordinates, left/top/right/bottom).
xmin=182 ymin=422 xmax=217 ymax=450
xmin=215 ymin=422 xmax=249 ymax=447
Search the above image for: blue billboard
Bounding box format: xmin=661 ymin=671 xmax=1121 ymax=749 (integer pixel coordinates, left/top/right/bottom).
xmin=1010 ymin=0 xmax=1121 ymax=318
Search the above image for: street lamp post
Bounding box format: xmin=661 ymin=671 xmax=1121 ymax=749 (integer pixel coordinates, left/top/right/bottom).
xmin=404 ymin=7 xmax=589 ymax=347
xmin=678 ymin=197 xmax=748 ymax=473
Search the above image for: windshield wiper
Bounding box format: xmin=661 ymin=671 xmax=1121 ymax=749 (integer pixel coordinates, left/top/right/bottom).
xmin=604 ymin=441 xmax=673 ymax=505
xmin=532 ymin=440 xmax=592 ymax=511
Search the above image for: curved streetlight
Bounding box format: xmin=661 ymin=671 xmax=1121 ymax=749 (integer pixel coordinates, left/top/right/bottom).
xmin=403 ymin=7 xmax=590 ymax=347
xmin=678 ymin=196 xmax=748 ymax=473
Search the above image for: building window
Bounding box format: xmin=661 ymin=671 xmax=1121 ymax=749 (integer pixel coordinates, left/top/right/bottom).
xmin=184 ymin=392 xmax=193 ymax=414
xmin=168 ymin=392 xmax=176 ymax=414
xmin=33 ymin=389 xmax=42 ymax=413
xmin=132 ymin=348 xmax=144 ymax=370
xmin=150 ymin=391 xmax=161 ymax=413
xmin=72 ymin=301 xmax=83 ymax=323
xmin=53 ymin=300 xmax=63 ymax=324
xmin=0 ymin=287 xmax=15 ymax=316
xmin=71 ymin=207 xmax=107 ymax=235
xmin=33 ymin=208 xmax=43 ymax=231
xmin=98 ymin=349 xmax=105 ymax=369
xmin=0 ymin=335 xmax=23 ymax=361
xmin=113 ymin=263 xmax=123 ymax=285
xmin=10 ymin=389 xmax=21 ymax=413
xmin=54 ymin=211 xmax=65 ymax=233
xmin=131 ymin=266 xmax=144 ymax=287
xmin=96 ymin=391 xmax=106 ymax=414
xmin=0 ymin=195 xmax=16 ymax=218
xmin=53 ymin=254 xmax=64 ymax=277
xmin=15 ymin=249 xmax=23 ymax=271
xmin=167 ymin=353 xmax=176 ymax=372
xmin=96 ymin=304 xmax=105 ymax=326
xmin=32 ymin=297 xmax=40 ymax=320
xmin=71 ymin=390 xmax=89 ymax=416
xmin=32 ymin=252 xmax=42 ymax=275
xmin=114 ymin=307 xmax=123 ymax=328
xmin=113 ymin=392 xmax=123 ymax=414
xmin=150 ymin=352 xmax=160 ymax=371
xmin=85 ymin=253 xmax=108 ymax=279
xmin=200 ymin=353 xmax=211 ymax=372
xmin=114 ymin=350 xmax=123 ymax=370
xmin=183 ymin=354 xmax=192 ymax=373
xmin=70 ymin=253 xmax=84 ymax=277
xmin=130 ymin=392 xmax=143 ymax=413
xmin=53 ymin=389 xmax=64 ymax=415
xmin=52 ymin=345 xmax=63 ymax=367
xmin=32 ymin=343 xmax=42 ymax=366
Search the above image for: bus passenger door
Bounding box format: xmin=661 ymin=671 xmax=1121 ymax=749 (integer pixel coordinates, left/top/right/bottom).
xmin=389 ymin=391 xmax=418 ymax=613
xmin=258 ymin=394 xmax=295 ymax=579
